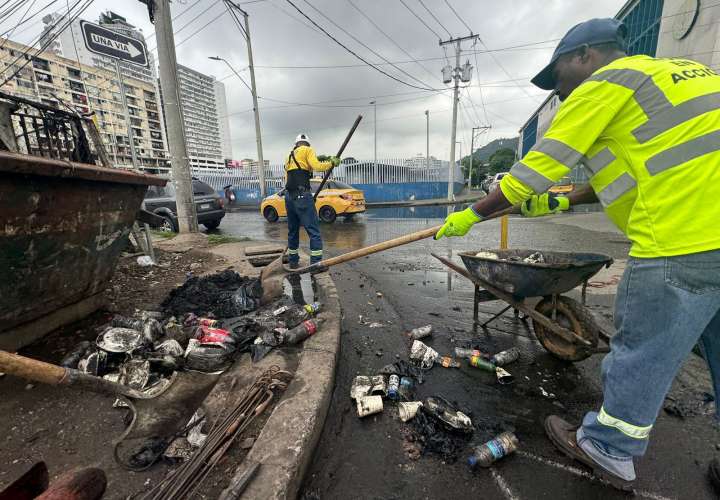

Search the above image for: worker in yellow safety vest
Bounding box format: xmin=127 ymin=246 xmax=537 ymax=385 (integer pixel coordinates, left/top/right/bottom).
xmin=435 ymin=18 xmax=720 ymax=491
xmin=284 ymin=133 xmax=340 ymax=268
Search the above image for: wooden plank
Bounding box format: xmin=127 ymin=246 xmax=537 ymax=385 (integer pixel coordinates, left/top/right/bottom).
xmin=245 ymin=245 xmax=285 ymax=256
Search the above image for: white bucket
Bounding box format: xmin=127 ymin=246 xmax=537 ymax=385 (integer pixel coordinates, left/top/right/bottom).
xmin=357 ymin=395 xmax=383 ymax=417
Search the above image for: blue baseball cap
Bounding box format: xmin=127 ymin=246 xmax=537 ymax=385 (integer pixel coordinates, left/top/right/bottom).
xmin=531 ymin=18 xmax=627 ymax=91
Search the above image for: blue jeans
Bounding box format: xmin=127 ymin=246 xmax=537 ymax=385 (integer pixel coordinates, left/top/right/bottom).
xmin=579 ymin=249 xmax=720 ymax=480
xmin=285 ymin=191 xmax=323 ymax=264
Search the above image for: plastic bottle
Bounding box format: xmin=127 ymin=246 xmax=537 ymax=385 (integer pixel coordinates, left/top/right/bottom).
xmin=438 ymin=356 xmax=461 ymax=368
xmin=274 ymin=302 xmax=322 ymax=329
xmin=490 ymin=347 xmax=520 ymax=367
xmin=469 ymin=355 xmax=496 ymax=372
xmin=454 ymin=347 xmax=481 ymax=359
xmin=281 ymin=318 xmax=323 ymax=345
xmin=468 ymin=432 xmax=519 ymax=468
xmin=398 ymin=376 xmax=414 ymax=400
xmin=388 ymin=374 xmax=400 ymax=400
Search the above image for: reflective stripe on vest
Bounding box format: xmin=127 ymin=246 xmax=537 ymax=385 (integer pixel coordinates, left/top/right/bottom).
xmin=509 ymin=161 xmax=555 ymax=193
xmin=587 ymin=68 xmax=671 ymax=120
xmin=646 ymin=129 xmax=720 ymax=175
xmin=597 ymin=406 xmax=652 ymax=439
xmin=581 ymin=147 xmax=616 ymax=175
xmin=633 ymin=92 xmax=720 ymax=142
xmin=596 ymin=172 xmax=636 ymax=206
xmin=530 ymin=138 xmax=584 ymax=169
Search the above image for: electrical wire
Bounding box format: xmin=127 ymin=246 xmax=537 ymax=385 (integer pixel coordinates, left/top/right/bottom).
xmin=0 ymin=0 xmax=37 ymax=50
xmin=174 ymin=7 xmax=229 ymax=48
xmin=398 ymin=0 xmax=440 ymax=40
xmin=302 ymin=0 xmax=436 ymax=90
xmin=472 ymin=48 xmax=490 ymax=125
xmin=417 ymin=0 xmax=452 ymax=38
xmin=1 ymin=0 xmax=94 ymax=86
xmin=284 ymin=0 xmax=440 ymax=92
xmin=443 ymin=0 xmax=472 ymax=33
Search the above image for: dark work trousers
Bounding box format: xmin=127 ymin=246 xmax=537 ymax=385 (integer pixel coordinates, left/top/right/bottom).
xmin=285 ymin=189 xmax=323 ymax=264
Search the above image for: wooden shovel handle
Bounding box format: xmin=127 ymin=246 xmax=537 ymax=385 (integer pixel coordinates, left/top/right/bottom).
xmin=0 ymin=350 xmax=67 ymax=385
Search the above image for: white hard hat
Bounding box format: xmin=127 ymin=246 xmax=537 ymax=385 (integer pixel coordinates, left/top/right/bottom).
xmin=295 ymin=133 xmax=310 ymax=144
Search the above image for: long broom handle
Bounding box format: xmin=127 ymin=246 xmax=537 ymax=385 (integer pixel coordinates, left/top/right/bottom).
xmin=313 ymin=115 xmax=363 ymax=201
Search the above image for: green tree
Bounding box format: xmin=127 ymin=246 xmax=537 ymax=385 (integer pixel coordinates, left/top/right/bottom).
xmin=487 ymin=147 xmax=516 ymax=174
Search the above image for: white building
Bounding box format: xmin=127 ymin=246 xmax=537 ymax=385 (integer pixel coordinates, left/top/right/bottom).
xmin=214 ymin=80 xmax=233 ymax=159
xmin=159 ymin=64 xmax=231 ymax=170
xmin=518 ymin=0 xmax=720 ymax=188
xmin=403 ymin=154 xmax=444 ymax=168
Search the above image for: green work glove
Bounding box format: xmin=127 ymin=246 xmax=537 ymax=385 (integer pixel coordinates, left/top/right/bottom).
xmin=317 ymin=154 xmax=329 ymax=161
xmin=520 ymin=193 xmax=570 ymax=217
xmin=435 ymin=207 xmax=482 ymax=239
xmin=329 ymin=156 xmax=341 ymax=167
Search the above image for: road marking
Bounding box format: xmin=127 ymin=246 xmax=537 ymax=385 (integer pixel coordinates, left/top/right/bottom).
xmin=517 ymin=451 xmax=674 ymax=500
xmin=490 ymin=469 xmax=521 ymax=500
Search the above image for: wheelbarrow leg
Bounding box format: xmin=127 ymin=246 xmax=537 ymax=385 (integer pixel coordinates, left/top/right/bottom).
xmin=481 ymin=304 xmax=513 ymax=328
xmin=473 ymin=284 xmax=480 ymax=324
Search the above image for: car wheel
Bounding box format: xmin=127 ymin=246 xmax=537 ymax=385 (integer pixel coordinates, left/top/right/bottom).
xmin=264 ymin=206 xmax=279 ymax=223
xmin=159 ymin=215 xmax=177 ymax=233
xmin=204 ymin=220 xmax=221 ymax=230
xmin=319 ymin=206 xmax=336 ymax=223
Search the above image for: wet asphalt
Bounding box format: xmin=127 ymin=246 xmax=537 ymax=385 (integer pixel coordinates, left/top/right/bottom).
xmin=219 ymin=207 xmax=720 ymax=500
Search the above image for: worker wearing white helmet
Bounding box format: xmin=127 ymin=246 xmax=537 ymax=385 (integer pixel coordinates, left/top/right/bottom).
xmin=283 ymin=133 xmax=340 ymax=267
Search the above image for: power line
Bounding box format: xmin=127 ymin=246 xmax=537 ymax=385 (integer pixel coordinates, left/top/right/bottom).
xmin=302 ymin=0 xmax=436 ymax=90
xmin=417 ymin=0 xmax=452 ymax=38
xmin=147 ymin=1 xmax=225 ymax=52
xmin=285 ymin=0 xmax=440 ymax=92
xmin=0 ymin=0 xmax=37 ymax=50
xmin=443 ymin=0 xmax=472 ymax=33
xmin=175 ymin=6 xmax=229 ymax=48
xmin=346 ymin=0 xmax=439 ymax=86
xmin=398 ymin=0 xmax=440 ymax=40
xmin=477 ymin=37 xmax=540 ymax=102
xmin=472 ymin=48 xmax=489 ymax=125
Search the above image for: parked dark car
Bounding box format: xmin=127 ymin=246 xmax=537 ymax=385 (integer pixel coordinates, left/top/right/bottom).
xmin=143 ymin=179 xmax=225 ymax=232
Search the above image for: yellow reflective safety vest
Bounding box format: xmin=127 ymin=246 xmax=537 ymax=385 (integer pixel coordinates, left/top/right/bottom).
xmin=500 ymin=55 xmax=720 ymax=258
xmin=284 ymin=144 xmax=332 ymax=191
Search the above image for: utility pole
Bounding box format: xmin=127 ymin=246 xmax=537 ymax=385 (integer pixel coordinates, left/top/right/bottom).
xmin=370 ymin=99 xmax=377 ymax=171
xmin=153 ymin=0 xmax=198 ymax=233
xmin=440 ymin=33 xmax=478 ymax=201
xmin=469 ymin=125 xmax=491 ymax=189
xmin=425 ymin=109 xmax=429 ymax=170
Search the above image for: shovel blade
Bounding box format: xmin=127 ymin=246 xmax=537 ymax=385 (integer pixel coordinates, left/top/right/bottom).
xmin=260 ymin=252 xmax=288 ymax=304
xmin=113 ymin=370 xmax=220 ymax=469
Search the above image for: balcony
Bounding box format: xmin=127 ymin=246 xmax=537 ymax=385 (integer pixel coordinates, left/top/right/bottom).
xmin=67 ymin=67 xmax=82 ymax=80
xmin=68 ymin=80 xmax=85 ymax=93
xmin=31 ymin=58 xmax=50 ymax=72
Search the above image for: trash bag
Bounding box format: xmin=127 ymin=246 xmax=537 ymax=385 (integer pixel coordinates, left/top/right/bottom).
xmin=161 ymin=271 xmax=261 ymax=317
xmin=410 ymin=403 xmax=473 ymax=461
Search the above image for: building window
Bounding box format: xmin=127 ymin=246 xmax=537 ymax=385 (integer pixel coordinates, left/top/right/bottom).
xmin=620 ymin=0 xmax=664 ymax=57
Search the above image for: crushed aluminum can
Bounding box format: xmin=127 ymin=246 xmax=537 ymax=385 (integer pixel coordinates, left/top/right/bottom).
xmin=370 ymin=375 xmax=387 ymax=397
xmin=398 ymin=401 xmax=423 ymax=422
xmin=119 ymin=359 xmax=151 ymax=390
xmin=523 ymin=251 xmax=545 ymax=264
xmin=410 ymin=340 xmax=439 ymax=370
xmin=154 ymin=339 xmax=184 ymax=358
xmin=496 ymin=367 xmax=515 ymax=385
xmin=97 ymin=328 xmax=145 ymax=354
xmin=356 ymin=395 xmax=383 ymax=418
xmin=350 ymin=375 xmax=372 ymax=400
xmin=407 ymin=325 xmax=432 ymax=340
xmin=490 ymin=347 xmax=520 ymax=367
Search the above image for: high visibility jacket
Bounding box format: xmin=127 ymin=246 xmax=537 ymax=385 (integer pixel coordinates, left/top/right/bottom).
xmin=284 ymin=145 xmax=332 ymax=191
xmin=500 ymin=55 xmax=720 ymax=258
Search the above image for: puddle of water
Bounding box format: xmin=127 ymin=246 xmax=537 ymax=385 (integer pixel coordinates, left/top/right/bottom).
xmin=283 ymin=273 xmax=315 ymax=304
xmin=366 ymin=204 xmax=468 ymax=220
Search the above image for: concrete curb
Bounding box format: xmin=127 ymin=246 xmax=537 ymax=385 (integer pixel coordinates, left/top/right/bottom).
xmin=237 ymin=267 xmax=341 ymax=499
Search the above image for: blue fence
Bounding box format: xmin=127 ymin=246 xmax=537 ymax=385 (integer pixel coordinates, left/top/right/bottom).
xmin=194 ymin=158 xmax=465 ymax=206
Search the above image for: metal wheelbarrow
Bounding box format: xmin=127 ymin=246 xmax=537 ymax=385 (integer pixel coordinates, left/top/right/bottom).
xmin=433 ymin=249 xmax=614 ymax=362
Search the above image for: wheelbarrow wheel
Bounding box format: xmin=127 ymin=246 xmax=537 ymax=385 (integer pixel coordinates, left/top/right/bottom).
xmin=532 ymin=296 xmax=599 ymax=362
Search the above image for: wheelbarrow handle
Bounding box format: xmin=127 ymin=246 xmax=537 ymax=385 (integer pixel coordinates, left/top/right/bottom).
xmin=0 ymin=350 xmax=143 ymax=398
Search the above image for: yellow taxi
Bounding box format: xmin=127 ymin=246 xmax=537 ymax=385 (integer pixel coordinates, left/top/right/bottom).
xmin=549 ymin=176 xmax=574 ymax=195
xmin=260 ymin=178 xmax=366 ymax=223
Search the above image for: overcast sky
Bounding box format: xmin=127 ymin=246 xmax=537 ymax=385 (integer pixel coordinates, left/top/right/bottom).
xmin=6 ymin=0 xmax=626 ymax=163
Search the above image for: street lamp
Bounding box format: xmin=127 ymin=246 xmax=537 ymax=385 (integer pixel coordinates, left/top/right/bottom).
xmin=209 ymin=55 xmax=266 ymax=198
xmin=370 ymin=99 xmax=377 ymax=172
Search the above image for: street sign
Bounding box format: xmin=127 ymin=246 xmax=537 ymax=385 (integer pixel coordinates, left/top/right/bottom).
xmin=80 ymin=20 xmax=148 ymax=67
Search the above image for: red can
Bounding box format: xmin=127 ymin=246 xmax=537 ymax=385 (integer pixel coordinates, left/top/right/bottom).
xmin=197 ymin=326 xmax=232 ymax=344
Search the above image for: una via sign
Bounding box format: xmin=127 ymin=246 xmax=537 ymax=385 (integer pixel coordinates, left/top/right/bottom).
xmin=80 ymin=20 xmax=148 ymax=67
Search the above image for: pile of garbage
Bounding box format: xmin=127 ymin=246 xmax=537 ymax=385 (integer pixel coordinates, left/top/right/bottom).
xmin=350 ymin=323 xmax=521 ymax=467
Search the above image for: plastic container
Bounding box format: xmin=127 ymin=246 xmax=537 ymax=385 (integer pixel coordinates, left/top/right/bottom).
xmin=282 ymin=318 xmax=322 ymax=344
xmin=490 ymin=347 xmax=520 ymax=367
xmin=454 ymin=347 xmax=481 ymax=359
xmin=468 ymin=432 xmax=519 ymax=467
xmin=357 ymin=395 xmax=383 ymax=417
xmin=469 ymin=355 xmax=496 ymax=372
xmin=388 ymin=374 xmax=400 ymax=400
xmin=407 ymin=325 xmax=433 ymax=340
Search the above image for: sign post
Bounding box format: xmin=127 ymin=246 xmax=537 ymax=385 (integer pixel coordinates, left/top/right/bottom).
xmin=81 ymin=20 xmax=149 ymax=169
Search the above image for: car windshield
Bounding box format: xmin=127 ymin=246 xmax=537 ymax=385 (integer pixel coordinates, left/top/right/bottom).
xmin=145 ymin=184 xmax=174 ymax=199
xmin=192 ymin=180 xmax=215 ymax=195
